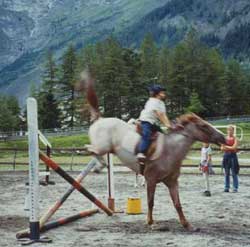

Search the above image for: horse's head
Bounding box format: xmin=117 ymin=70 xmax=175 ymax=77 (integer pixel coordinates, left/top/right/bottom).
xmin=177 ymin=113 xmax=226 ymax=145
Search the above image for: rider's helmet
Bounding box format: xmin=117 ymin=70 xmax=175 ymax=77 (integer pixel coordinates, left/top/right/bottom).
xmin=148 ymin=84 xmax=166 ymax=96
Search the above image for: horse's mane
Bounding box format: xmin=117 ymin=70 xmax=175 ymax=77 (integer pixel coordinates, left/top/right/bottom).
xmin=177 ymin=113 xmax=202 ymax=126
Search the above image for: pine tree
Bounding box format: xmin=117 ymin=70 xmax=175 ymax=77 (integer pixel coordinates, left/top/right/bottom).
xmin=0 ymin=95 xmax=20 ymax=132
xmin=38 ymin=51 xmax=61 ymax=129
xmin=158 ymin=44 xmax=169 ymax=87
xmin=59 ymin=45 xmax=79 ymax=128
xmin=6 ymin=95 xmax=21 ymax=130
xmin=38 ymin=91 xmax=61 ymax=129
xmin=121 ymin=48 xmax=147 ymax=119
xmin=140 ymin=33 xmax=159 ymax=83
xmin=167 ymin=43 xmax=190 ymax=116
xmin=95 ymin=37 xmax=128 ymax=118
xmin=184 ymin=91 xmax=205 ymax=114
xmin=224 ymin=59 xmax=248 ymax=115
xmin=199 ymin=48 xmax=226 ymax=116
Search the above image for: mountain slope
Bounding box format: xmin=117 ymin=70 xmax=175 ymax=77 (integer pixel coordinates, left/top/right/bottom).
xmin=1 ymin=0 xmax=250 ymax=105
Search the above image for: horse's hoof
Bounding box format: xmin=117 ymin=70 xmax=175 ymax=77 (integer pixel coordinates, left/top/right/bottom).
xmin=193 ymin=227 xmax=200 ymax=232
xmin=149 ymin=224 xmax=156 ymax=230
xmin=93 ymin=168 xmax=101 ymax=174
xmin=186 ymin=225 xmax=200 ymax=232
xmin=151 ymin=225 xmax=170 ymax=232
xmin=147 ymin=220 xmax=154 ymax=225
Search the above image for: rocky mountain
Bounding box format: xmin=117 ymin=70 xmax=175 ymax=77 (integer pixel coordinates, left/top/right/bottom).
xmin=1 ymin=0 xmax=250 ymax=105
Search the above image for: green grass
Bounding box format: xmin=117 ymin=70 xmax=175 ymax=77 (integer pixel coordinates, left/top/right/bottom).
xmin=0 ymin=134 xmax=90 ymax=149
xmin=46 ymin=134 xmax=89 ymax=148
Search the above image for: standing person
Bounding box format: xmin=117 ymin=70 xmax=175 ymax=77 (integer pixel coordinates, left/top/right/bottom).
xmin=221 ymin=125 xmax=240 ymax=192
xmin=136 ymin=84 xmax=173 ymax=164
xmin=200 ymin=143 xmax=214 ymax=197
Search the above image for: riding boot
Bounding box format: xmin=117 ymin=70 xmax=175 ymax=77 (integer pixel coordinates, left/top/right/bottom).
xmin=139 ymin=164 xmax=145 ymax=175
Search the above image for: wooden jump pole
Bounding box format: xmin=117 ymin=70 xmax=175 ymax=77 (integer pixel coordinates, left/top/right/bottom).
xmin=18 ymin=98 xmax=52 ymax=245
xmin=39 ymin=151 xmax=113 ymax=216
xmin=16 ymin=158 xmax=98 ymax=239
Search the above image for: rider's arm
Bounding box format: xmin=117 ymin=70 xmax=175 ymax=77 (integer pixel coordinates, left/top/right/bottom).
xmin=206 ymin=154 xmax=212 ymax=165
xmin=154 ymin=110 xmax=171 ymax=128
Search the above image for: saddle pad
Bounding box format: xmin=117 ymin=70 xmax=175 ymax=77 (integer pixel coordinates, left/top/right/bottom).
xmin=120 ymin=131 xmax=165 ymax=161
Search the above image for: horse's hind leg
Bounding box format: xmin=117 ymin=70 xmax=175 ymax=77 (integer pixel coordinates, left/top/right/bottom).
xmin=84 ymin=144 xmax=109 ymax=173
xmin=164 ymin=180 xmax=195 ymax=231
xmin=92 ymin=155 xmax=107 ymax=173
xmin=146 ymin=180 xmax=156 ymax=225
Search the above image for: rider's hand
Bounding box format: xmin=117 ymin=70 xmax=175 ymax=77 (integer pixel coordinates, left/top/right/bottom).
xmin=220 ymin=145 xmax=225 ymax=151
xmin=170 ymin=123 xmax=184 ymax=131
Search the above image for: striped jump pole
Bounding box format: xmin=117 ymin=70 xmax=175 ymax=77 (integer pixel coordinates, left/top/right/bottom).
xmin=18 ymin=98 xmax=52 ymax=245
xmin=39 ymin=209 xmax=98 ymax=233
xmin=39 ymin=151 xmax=113 ymax=216
xmin=39 ymin=158 xmax=98 ymax=226
xmin=16 ymin=158 xmax=98 ymax=239
xmin=17 ymin=209 xmax=99 ymax=239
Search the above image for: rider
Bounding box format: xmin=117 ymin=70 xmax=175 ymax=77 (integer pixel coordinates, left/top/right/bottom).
xmin=136 ymin=84 xmax=172 ymax=164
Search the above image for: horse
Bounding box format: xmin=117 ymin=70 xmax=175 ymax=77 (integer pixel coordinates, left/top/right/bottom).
xmin=81 ymin=72 xmax=226 ymax=231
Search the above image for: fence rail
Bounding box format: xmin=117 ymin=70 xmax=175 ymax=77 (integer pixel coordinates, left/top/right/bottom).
xmin=206 ymin=114 xmax=250 ymax=123
xmin=1 ymin=147 xmax=250 ymax=172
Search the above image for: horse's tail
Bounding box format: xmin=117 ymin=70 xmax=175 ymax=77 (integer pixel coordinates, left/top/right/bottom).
xmin=80 ymin=70 xmax=101 ymax=122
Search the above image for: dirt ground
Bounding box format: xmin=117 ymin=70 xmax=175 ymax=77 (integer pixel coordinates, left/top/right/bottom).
xmin=0 ymin=169 xmax=250 ymax=247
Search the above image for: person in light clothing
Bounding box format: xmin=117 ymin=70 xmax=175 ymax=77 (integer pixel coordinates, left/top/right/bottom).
xmin=136 ymin=84 xmax=173 ymax=164
xmin=200 ymin=143 xmax=214 ymax=197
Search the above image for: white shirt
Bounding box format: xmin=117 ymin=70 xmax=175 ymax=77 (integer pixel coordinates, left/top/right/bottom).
xmin=200 ymin=146 xmax=212 ymax=164
xmin=139 ymin=97 xmax=166 ymax=125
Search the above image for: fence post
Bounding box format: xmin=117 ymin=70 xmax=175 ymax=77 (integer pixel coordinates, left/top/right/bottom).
xmin=38 ymin=130 xmax=54 ymax=185
xmin=70 ymin=145 xmax=75 ymax=171
xmin=45 ymin=145 xmax=55 ymax=185
xmin=13 ymin=145 xmax=17 ymax=171
xmin=107 ymin=153 xmax=115 ymax=211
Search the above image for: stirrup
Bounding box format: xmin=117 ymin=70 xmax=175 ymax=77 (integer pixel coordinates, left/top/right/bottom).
xmin=137 ymin=153 xmax=146 ymax=162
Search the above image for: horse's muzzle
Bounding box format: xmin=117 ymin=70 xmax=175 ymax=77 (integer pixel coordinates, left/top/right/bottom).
xmin=217 ymin=135 xmax=226 ymax=145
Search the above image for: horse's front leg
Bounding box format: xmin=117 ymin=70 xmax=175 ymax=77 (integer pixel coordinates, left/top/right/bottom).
xmin=147 ymin=180 xmax=156 ymax=225
xmin=168 ymin=182 xmax=195 ymax=231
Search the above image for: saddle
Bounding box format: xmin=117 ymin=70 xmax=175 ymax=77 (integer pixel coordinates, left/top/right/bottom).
xmin=120 ymin=122 xmax=165 ymax=162
xmin=135 ymin=122 xmax=164 ymax=160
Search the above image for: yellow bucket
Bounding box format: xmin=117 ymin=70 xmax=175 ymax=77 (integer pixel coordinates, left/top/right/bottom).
xmin=126 ymin=197 xmax=142 ymax=214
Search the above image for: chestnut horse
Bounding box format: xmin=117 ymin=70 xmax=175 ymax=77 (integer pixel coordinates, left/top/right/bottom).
xmin=81 ymin=72 xmax=226 ymax=231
